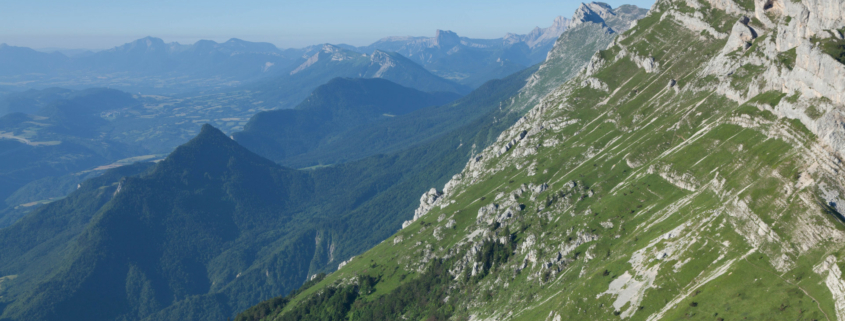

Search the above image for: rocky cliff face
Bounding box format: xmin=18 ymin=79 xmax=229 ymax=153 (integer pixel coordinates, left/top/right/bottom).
xmin=263 ymin=0 xmax=845 ymax=320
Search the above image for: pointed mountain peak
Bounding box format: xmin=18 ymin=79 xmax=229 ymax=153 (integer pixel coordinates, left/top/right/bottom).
xmin=199 ymin=123 xmax=226 ymax=137
xmin=172 ymin=123 xmax=238 ymax=157
xmin=506 ymin=14 xmax=573 ymax=49
xmin=551 ymin=16 xmax=572 ymax=29
xmin=570 ymin=2 xmax=616 ymax=28
xmin=155 ymin=124 xmax=275 ymax=180
xmin=583 ymin=1 xmax=613 ymax=11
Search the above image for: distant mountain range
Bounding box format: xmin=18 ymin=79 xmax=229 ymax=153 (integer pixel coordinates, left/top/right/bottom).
xmin=245 ymin=46 xmax=470 ymax=109
xmin=0 ymin=14 xmax=588 ymax=95
xmin=0 ymin=37 xmax=301 ymax=77
xmin=0 ymin=39 xmax=306 ymax=94
xmin=349 ymin=3 xmax=647 ymax=88
xmin=352 ymin=16 xmax=570 ymax=87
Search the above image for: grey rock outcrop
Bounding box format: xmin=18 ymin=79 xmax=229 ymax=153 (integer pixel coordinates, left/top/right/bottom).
xmin=721 ymin=17 xmax=758 ymax=54
xmin=402 ymin=188 xmax=443 ymax=229
xmin=570 ymin=2 xmax=618 ymax=29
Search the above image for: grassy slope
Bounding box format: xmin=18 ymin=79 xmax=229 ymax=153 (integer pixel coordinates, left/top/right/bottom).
xmin=262 ymin=2 xmax=845 ymax=321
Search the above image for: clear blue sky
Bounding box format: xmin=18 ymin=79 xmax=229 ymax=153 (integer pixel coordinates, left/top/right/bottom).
xmin=0 ymin=0 xmax=654 ymax=50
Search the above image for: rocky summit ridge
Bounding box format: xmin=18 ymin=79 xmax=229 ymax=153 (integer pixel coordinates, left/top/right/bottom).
xmin=249 ymin=0 xmax=845 ymax=320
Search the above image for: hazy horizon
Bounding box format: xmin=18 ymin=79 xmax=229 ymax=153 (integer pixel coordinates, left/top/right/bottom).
xmin=0 ymin=0 xmax=653 ymax=51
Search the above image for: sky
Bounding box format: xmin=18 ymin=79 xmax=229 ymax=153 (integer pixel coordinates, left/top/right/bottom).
xmin=0 ymin=0 xmax=655 ymax=51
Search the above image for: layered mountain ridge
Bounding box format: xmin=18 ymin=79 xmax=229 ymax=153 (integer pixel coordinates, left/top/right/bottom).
xmin=0 ymin=12 xmax=608 ymax=95
xmin=0 ymin=3 xmax=647 ymax=321
xmin=244 ymin=0 xmax=845 ymax=320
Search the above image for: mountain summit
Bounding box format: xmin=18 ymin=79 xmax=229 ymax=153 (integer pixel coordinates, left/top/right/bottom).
xmin=570 ymin=2 xmax=616 ymax=28
xmin=433 ymin=30 xmax=462 ymax=48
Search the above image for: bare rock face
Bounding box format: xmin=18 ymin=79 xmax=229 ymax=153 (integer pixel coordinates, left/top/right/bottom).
xmin=368 ymin=50 xmax=396 ymax=78
xmin=721 ymin=17 xmax=758 ymax=54
xmin=401 ymin=188 xmax=443 ymax=229
xmin=619 ymin=47 xmax=660 ymax=73
xmin=433 ymin=30 xmax=461 ymax=48
xmin=706 ymin=0 xmax=752 ymax=15
xmin=584 ymin=53 xmax=607 ymax=76
xmin=582 ymin=77 xmax=609 ymax=91
xmin=290 ymin=44 xmax=358 ymax=75
xmin=570 ymin=2 xmax=617 ymax=29
xmin=773 ymin=0 xmax=845 ymax=50
xmin=787 ymin=42 xmax=845 ymax=104
xmin=506 ymin=16 xmax=574 ymax=49
xmin=337 ymin=256 xmax=354 ymax=269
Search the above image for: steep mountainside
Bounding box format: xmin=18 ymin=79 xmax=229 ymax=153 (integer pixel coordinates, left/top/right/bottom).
xmin=233 ymin=78 xmax=460 ymax=162
xmin=248 ymin=0 xmax=845 ymax=320
xmin=276 ymin=66 xmax=541 ymax=168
